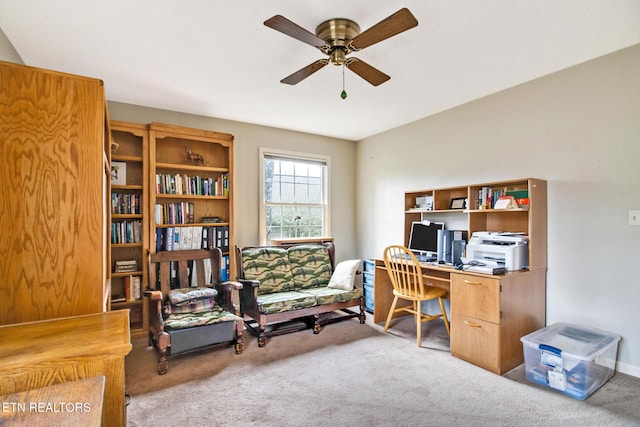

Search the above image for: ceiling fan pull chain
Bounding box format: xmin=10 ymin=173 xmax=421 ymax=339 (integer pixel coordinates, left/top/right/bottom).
xmin=341 ymin=63 xmax=347 ymax=99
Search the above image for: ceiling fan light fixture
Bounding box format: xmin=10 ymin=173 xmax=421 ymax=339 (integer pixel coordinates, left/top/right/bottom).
xmin=330 ymin=48 xmax=346 ymax=66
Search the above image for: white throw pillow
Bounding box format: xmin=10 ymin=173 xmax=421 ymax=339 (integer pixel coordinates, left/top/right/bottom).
xmin=328 ymin=259 xmax=361 ymax=291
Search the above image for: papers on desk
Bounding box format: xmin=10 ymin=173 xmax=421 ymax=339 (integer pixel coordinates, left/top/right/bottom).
xmin=460 ymin=257 xmax=506 ymax=275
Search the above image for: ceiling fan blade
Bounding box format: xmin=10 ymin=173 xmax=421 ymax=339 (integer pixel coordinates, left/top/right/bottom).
xmin=346 ymin=58 xmax=390 ymax=86
xmin=264 ymin=15 xmax=328 ymax=49
xmin=350 ymin=8 xmax=418 ymax=50
xmin=281 ymin=60 xmax=328 ymax=85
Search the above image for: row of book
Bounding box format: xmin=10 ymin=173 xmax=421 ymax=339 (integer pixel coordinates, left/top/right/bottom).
xmin=155 ymin=173 xmax=229 ymax=197
xmin=155 ymin=225 xmax=230 ymax=252
xmin=111 ymin=274 xmax=141 ymax=302
xmin=477 ymin=187 xmax=530 ymax=209
xmin=155 ymin=202 xmax=195 ymax=225
xmin=111 ymin=219 xmax=143 ymax=244
xmin=111 ymin=192 xmax=142 ymax=215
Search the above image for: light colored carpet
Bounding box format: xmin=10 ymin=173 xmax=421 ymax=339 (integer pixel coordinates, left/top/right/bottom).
xmin=125 ymin=314 xmax=640 ymax=426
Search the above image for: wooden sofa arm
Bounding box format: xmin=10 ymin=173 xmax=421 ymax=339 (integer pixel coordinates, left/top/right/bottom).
xmin=144 ymin=292 xmax=165 ymax=334
xmin=220 ymin=280 xmax=243 ymax=290
xmin=144 ymin=290 xmax=163 ymax=301
xmin=214 ymin=281 xmax=243 ymax=316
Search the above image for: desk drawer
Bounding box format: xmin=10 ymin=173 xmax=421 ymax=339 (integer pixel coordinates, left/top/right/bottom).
xmin=451 ymin=273 xmax=500 ymax=323
xmin=451 ymin=313 xmax=500 ymax=373
xmin=363 ymin=259 xmax=375 ymax=273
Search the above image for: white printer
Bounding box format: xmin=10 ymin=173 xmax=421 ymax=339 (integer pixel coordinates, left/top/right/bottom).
xmin=466 ymin=232 xmax=529 ymax=271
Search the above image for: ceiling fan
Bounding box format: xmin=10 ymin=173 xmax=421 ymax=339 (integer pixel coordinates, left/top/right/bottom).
xmin=264 ymin=8 xmax=418 ymax=87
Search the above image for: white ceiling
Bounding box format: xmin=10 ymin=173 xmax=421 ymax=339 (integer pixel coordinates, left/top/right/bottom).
xmin=2 ymin=1 xmax=639 ymax=141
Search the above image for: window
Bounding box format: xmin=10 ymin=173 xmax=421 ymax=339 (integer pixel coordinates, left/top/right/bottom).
xmin=260 ymin=148 xmax=329 ymax=244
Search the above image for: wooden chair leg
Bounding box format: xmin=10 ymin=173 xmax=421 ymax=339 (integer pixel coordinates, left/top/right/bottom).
xmin=384 ymin=296 xmax=399 ymax=332
xmin=234 ymin=320 xmax=244 ymax=354
xmin=258 ymin=323 xmax=267 ymax=347
xmin=313 ymin=314 xmax=321 ymax=334
xmin=157 ymin=332 xmax=170 ymax=375
xmin=438 ymin=297 xmax=450 ymax=336
xmin=358 ymin=296 xmax=366 ymax=324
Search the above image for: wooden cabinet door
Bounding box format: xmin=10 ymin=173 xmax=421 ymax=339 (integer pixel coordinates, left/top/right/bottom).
xmin=0 ymin=62 xmax=106 ymax=324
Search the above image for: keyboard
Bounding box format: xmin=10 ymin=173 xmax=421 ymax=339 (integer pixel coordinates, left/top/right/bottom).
xmin=416 ymin=254 xmax=437 ymax=262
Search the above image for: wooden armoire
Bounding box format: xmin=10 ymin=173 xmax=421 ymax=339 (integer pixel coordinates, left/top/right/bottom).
xmin=0 ymin=61 xmax=110 ymax=325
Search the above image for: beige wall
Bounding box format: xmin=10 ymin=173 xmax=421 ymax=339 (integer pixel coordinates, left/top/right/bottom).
xmin=0 ymin=27 xmax=22 ymax=64
xmin=107 ymin=103 xmax=358 ymax=262
xmin=357 ymin=44 xmax=640 ymax=376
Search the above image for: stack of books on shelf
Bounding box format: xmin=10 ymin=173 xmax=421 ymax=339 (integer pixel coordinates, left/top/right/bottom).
xmin=155 ymin=173 xmax=229 ymax=196
xmin=114 ymin=260 xmax=138 ymax=273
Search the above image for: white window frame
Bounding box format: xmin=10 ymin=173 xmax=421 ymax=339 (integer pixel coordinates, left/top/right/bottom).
xmin=259 ymin=147 xmax=330 ymax=245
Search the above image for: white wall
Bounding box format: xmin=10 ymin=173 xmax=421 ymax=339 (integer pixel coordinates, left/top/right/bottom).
xmin=356 ymin=44 xmax=640 ymax=376
xmin=106 ymin=103 xmax=358 ymax=262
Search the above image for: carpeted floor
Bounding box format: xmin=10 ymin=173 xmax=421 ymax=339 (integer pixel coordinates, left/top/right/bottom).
xmin=125 ymin=314 xmax=640 ymax=426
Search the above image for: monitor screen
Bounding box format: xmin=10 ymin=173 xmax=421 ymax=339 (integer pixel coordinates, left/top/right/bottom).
xmin=408 ymin=221 xmax=444 ymax=255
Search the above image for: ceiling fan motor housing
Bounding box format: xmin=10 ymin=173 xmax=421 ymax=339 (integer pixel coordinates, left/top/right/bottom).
xmin=315 ymin=18 xmax=360 ymax=65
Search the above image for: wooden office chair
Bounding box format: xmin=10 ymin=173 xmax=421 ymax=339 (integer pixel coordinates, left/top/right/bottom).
xmin=382 ymin=245 xmax=450 ymax=347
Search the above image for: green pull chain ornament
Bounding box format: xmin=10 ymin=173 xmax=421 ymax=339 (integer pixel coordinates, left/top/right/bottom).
xmin=340 ymin=63 xmax=347 ymax=99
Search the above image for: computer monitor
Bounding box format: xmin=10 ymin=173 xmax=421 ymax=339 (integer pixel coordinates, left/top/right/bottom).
xmin=408 ymin=221 xmax=444 ymax=257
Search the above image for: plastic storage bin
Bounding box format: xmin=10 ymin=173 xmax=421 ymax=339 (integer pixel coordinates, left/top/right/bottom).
xmin=520 ymin=322 xmax=620 ymax=400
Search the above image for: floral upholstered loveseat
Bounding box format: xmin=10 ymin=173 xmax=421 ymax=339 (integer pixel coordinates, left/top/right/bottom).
xmin=235 ymin=242 xmax=365 ymax=347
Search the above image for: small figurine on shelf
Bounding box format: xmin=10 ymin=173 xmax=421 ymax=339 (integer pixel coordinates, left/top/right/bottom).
xmin=185 ymin=146 xmax=204 ymax=165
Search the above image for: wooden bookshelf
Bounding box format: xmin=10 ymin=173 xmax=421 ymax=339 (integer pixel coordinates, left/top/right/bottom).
xmin=149 ymin=123 xmax=235 ymax=280
xmin=109 ymin=121 xmax=149 ymax=336
xmin=404 ymin=178 xmax=547 ymax=270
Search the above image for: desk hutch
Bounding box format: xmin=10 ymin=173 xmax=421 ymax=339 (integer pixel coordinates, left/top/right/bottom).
xmin=374 ymin=178 xmax=547 ymax=374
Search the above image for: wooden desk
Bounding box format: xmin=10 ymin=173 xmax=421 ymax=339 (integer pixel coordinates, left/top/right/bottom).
xmin=0 ymin=376 xmax=105 ymax=426
xmin=0 ymin=311 xmax=132 ymax=426
xmin=374 ymin=259 xmax=546 ymax=374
